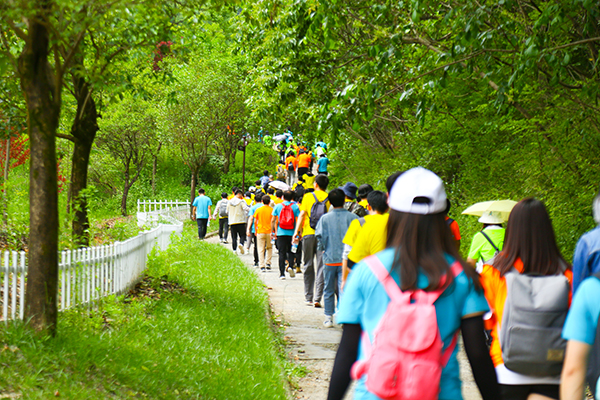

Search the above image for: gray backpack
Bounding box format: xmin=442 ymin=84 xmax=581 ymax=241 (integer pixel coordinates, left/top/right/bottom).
xmin=219 ymin=200 xmax=228 ymax=217
xmin=500 ymin=269 xmax=570 ymax=376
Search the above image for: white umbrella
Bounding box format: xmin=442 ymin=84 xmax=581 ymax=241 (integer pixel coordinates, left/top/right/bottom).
xmin=268 ymin=181 xmax=290 ymax=191
xmin=462 ymin=200 xmax=518 ymax=222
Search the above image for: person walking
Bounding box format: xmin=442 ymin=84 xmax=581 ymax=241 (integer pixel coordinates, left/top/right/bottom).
xmin=212 ymin=192 xmax=229 ymax=243
xmin=272 ymin=190 xmax=300 ymax=279
xmin=315 ymin=188 xmax=358 ymax=327
xmin=328 ymin=167 xmax=499 ymax=400
xmin=572 ymin=185 xmax=600 ymax=293
xmin=293 ymin=174 xmax=330 ymax=307
xmin=479 ymin=198 xmax=572 ymax=400
xmin=246 ymin=192 xmax=265 ymax=268
xmin=192 ymin=188 xmax=212 ymax=240
xmin=296 ymin=150 xmax=311 ymax=178
xmin=467 ymin=211 xmax=506 ymax=268
xmin=253 ymin=195 xmax=274 ymax=272
xmin=317 ymin=153 xmax=330 ymax=176
xmin=227 ymin=189 xmax=249 ymax=254
xmin=285 ymin=152 xmax=298 ymax=186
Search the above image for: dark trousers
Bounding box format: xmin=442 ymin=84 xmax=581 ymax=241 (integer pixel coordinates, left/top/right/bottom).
xmin=248 ymin=233 xmax=259 ymax=264
xmin=230 ymin=223 xmax=246 ymax=250
xmin=218 ymin=218 xmax=229 ymax=240
xmin=317 ymin=171 xmax=328 ymax=176
xmin=196 ymin=218 xmax=208 ymax=239
xmin=277 ymin=235 xmax=293 ymax=276
xmin=294 ymin=239 xmax=303 ymax=268
xmin=297 ymin=167 xmax=309 ymax=177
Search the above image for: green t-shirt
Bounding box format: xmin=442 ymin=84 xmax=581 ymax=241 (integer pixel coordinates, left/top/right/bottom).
xmin=468 ymin=227 xmax=506 ymax=263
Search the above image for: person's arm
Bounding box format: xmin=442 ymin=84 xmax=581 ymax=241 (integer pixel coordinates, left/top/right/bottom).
xmin=461 ymin=315 xmax=500 ymax=400
xmin=212 ymin=201 xmax=219 ymax=219
xmin=572 ymin=239 xmax=589 ymax=293
xmin=561 ymin=340 xmax=592 ymax=400
xmin=328 ymin=324 xmax=361 ymax=400
xmin=271 ymin=215 xmax=278 ymax=240
xmin=293 ymin=210 xmax=307 ymax=242
xmin=192 ymin=206 xmax=197 ymax=220
xmin=246 ymin=214 xmax=254 ymax=236
xmin=466 ymin=257 xmax=477 ymax=267
xmin=207 ymin=205 xmax=212 ymax=220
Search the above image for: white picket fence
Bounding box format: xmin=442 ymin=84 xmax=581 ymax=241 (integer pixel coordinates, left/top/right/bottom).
xmin=137 ymin=199 xmax=190 ymax=227
xmin=1 ymin=201 xmax=185 ymax=322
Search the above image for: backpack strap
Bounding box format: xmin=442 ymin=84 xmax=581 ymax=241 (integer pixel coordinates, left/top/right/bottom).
xmin=363 ymin=255 xmax=404 ymax=302
xmin=480 ymin=230 xmax=500 ymax=253
xmin=312 ymin=192 xmax=318 ymax=204
xmin=358 ymin=217 xmax=366 ymax=227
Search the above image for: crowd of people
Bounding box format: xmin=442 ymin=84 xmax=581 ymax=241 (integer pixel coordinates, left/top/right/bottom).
xmin=190 ymin=144 xmax=600 ymax=400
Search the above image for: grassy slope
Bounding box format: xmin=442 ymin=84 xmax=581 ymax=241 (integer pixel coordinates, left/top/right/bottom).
xmin=0 ymin=229 xmax=289 ymax=399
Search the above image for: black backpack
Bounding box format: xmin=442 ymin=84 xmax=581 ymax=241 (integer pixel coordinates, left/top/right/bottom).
xmin=586 ymin=271 xmax=600 ymax=398
xmin=309 ymin=192 xmax=327 ymax=229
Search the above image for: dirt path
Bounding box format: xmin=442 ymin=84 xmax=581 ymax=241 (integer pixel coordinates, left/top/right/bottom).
xmin=206 ymin=233 xmax=482 ymax=400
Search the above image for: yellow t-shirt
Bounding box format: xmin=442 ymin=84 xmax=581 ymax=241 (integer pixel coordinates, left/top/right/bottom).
xmin=359 ymin=199 xmax=368 ymax=208
xmin=299 ymin=190 xmax=329 ymax=236
xmin=302 ymin=174 xmax=315 ymax=189
xmin=273 ymin=197 xmax=283 ymax=205
xmin=343 ymin=214 xmax=376 ymax=247
xmin=348 ymin=213 xmax=389 ymax=263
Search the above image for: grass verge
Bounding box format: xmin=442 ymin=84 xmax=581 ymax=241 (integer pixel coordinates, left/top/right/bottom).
xmin=0 ymin=229 xmax=291 ymax=399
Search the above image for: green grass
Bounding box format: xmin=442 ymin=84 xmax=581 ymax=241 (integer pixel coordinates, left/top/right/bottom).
xmin=0 ymin=229 xmax=292 ymax=399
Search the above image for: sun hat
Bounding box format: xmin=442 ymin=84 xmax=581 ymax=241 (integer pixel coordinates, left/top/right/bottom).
xmin=249 ymin=186 xmax=256 ymax=192
xmin=388 ymin=167 xmax=447 ymax=214
xmin=357 ymin=184 xmax=374 ymax=199
xmin=478 ymin=211 xmax=504 ymax=224
xmin=339 ymin=182 xmax=358 ymax=200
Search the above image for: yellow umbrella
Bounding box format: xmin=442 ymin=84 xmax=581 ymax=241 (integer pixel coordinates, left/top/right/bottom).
xmin=462 ymin=200 xmax=517 ymax=222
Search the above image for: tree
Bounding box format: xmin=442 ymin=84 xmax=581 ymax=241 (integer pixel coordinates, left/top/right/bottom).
xmin=97 ymin=96 xmax=156 ymax=216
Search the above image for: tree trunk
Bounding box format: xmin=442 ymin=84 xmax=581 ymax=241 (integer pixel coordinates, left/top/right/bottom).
xmin=190 ymin=169 xmax=197 ymax=220
xmin=122 ymin=168 xmax=130 ymax=217
xmin=2 ymin=138 xmax=10 ymax=227
xmin=152 ymin=156 xmax=157 ymax=194
xmin=68 ymin=71 xmax=98 ymax=247
xmin=18 ymin=16 xmax=61 ymax=334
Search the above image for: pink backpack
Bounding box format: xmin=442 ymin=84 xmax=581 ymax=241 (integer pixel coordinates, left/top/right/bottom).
xmin=351 ymin=256 xmax=463 ymax=400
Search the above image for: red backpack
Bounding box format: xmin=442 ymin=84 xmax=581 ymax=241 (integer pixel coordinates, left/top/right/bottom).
xmin=351 ymin=256 xmax=462 ymax=400
xmin=279 ymin=203 xmax=295 ymax=230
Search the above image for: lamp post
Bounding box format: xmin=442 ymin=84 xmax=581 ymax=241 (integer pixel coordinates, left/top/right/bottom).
xmin=239 ymin=133 xmax=249 ymax=190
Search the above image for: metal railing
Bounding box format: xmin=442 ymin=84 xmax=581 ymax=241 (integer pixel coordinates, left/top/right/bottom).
xmin=1 ymin=202 xmax=185 ymax=322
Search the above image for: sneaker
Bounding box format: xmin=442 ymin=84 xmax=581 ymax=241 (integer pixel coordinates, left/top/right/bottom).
xmin=314 ymin=301 xmax=322 ymax=308
xmin=238 ymin=244 xmax=245 ymax=254
xmin=253 ymin=263 xmax=259 ymax=268
xmin=296 ymin=266 xmax=302 ymax=274
xmin=287 ymin=266 xmax=296 ymax=278
xmin=261 ymin=267 xmax=266 ymax=272
xmin=323 ymin=316 xmax=334 ymax=328
xmin=279 ymin=275 xmax=286 ymax=280
xmin=305 ymin=300 xmax=313 ymax=306
xmin=266 ymin=264 xmax=271 ymax=270
xmin=223 ymin=240 xmax=228 ymax=244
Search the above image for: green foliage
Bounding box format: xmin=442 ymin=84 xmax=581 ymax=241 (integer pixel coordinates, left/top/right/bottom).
xmin=0 ymin=229 xmax=290 ymax=399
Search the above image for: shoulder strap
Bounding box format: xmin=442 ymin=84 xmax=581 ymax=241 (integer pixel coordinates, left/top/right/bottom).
xmin=480 ymin=230 xmax=500 ymax=252
xmin=446 ymin=217 xmax=455 ymax=226
xmin=363 ymin=255 xmax=404 ymax=301
xmin=358 ymin=217 xmax=365 ymax=227
xmin=312 ymin=192 xmax=318 ymax=203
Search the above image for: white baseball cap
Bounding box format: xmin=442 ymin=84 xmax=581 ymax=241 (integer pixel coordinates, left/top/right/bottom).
xmin=388 ymin=167 xmax=447 ymax=214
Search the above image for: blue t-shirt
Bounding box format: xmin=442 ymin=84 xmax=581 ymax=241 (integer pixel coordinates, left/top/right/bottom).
xmin=272 ymin=201 xmax=300 ymax=236
xmin=317 ymin=157 xmax=330 ymax=172
xmin=248 ymin=203 xmax=263 ymax=234
xmin=337 ymin=248 xmax=489 ymax=400
xmin=563 ymin=276 xmax=600 ymax=395
xmin=192 ymin=195 xmax=212 ymax=219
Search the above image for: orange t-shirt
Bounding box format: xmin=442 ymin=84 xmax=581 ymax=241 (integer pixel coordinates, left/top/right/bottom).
xmin=445 ymin=216 xmax=461 ymax=241
xmin=297 ymin=153 xmax=311 ymax=168
xmin=479 ymin=258 xmax=572 ymax=367
xmin=254 ymin=205 xmax=273 ymax=235
xmin=285 ymin=156 xmax=297 ymax=170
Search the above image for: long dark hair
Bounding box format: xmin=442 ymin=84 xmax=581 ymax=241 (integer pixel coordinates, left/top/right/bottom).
xmin=494 ymin=198 xmax=569 ymax=276
xmin=386 ymin=209 xmax=481 ymax=291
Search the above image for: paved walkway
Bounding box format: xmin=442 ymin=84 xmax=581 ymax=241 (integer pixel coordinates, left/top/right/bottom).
xmin=206 ymin=233 xmax=482 ymax=400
